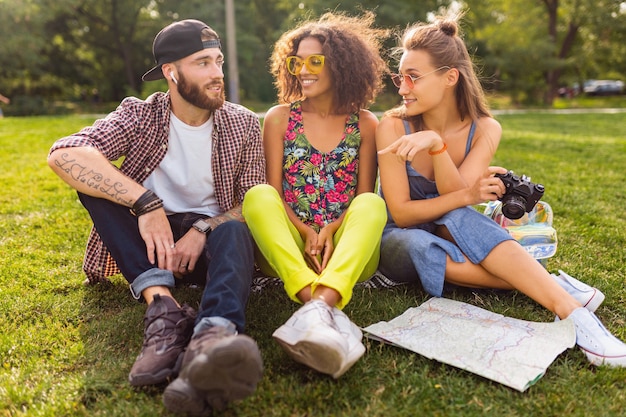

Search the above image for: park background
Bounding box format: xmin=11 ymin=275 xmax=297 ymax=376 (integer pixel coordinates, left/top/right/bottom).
xmin=1 ymin=1 xmax=626 ymax=416
xmin=0 ymin=0 xmax=625 ymax=115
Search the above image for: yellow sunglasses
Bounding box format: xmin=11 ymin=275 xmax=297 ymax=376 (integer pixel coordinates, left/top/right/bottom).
xmin=285 ymin=54 xmax=326 ymax=75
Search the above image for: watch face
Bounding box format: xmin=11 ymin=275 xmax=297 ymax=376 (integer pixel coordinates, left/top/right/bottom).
xmin=193 ymin=219 xmax=211 ymax=233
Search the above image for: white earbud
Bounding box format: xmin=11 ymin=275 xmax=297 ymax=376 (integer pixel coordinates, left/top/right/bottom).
xmin=170 ymin=72 xmax=178 ymax=85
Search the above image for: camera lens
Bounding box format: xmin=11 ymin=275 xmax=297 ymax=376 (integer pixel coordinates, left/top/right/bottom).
xmin=501 ymin=195 xmax=527 ymax=219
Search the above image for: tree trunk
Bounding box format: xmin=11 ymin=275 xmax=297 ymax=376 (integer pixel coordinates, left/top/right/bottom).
xmin=542 ymin=0 xmax=580 ymax=105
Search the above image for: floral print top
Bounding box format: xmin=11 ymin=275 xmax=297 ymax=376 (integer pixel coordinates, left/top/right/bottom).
xmin=282 ymin=101 xmax=361 ymax=232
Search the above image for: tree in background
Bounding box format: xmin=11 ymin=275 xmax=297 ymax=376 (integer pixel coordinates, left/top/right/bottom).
xmin=0 ymin=0 xmax=624 ymax=112
xmin=0 ymin=0 xmax=62 ymax=113
xmin=574 ymin=1 xmax=626 ymax=90
xmin=52 ymin=0 xmax=156 ymax=99
xmin=540 ymin=0 xmax=625 ymax=104
xmin=465 ymin=0 xmax=625 ymax=105
xmin=465 ymin=0 xmax=551 ymax=105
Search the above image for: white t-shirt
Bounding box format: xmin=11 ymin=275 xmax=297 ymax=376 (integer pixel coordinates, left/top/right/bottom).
xmin=143 ymin=112 xmax=221 ymax=217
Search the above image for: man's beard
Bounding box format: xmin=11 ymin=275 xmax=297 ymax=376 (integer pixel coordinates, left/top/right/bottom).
xmin=176 ymin=72 xmax=225 ymax=111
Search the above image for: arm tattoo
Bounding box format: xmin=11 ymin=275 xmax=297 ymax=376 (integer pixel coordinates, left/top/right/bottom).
xmin=53 ymin=152 xmax=133 ymax=206
xmin=210 ymin=206 xmax=244 ymax=229
xmin=223 ymin=208 xmax=244 ymax=222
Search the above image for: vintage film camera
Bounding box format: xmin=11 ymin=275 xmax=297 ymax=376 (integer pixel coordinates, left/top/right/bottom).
xmin=495 ymin=171 xmax=545 ymax=219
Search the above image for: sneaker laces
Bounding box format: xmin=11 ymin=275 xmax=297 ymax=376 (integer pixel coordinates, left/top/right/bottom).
xmin=142 ymin=298 xmax=194 ymax=349
xmin=308 ymin=300 xmax=340 ymax=332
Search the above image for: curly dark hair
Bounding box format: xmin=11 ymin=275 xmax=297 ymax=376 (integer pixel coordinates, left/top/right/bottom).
xmin=269 ymin=11 xmax=389 ymax=114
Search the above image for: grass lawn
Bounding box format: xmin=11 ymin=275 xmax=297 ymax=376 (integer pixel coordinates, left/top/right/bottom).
xmin=1 ymin=110 xmax=626 ymax=416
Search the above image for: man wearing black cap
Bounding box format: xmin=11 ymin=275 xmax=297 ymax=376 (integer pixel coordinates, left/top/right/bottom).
xmin=48 ymin=19 xmax=265 ymax=415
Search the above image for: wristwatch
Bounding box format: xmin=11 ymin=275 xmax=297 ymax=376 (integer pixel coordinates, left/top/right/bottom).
xmin=192 ymin=218 xmax=212 ymax=234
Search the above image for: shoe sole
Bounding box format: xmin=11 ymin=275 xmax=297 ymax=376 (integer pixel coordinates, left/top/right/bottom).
xmin=571 ymin=307 xmax=626 ymax=368
xmin=129 ymin=351 xmax=184 ymax=387
xmin=554 ymin=271 xmax=605 ymax=312
xmin=581 ymin=289 xmax=605 ymax=313
xmin=579 ymin=347 xmax=626 ymax=367
xmin=273 ymin=326 xmax=346 ymax=376
xmin=162 ymin=378 xmax=209 ymax=416
xmin=331 ymin=341 xmax=366 ymax=379
xmin=163 ymin=335 xmax=263 ymax=414
xmin=331 ymin=309 xmax=366 ymax=378
xmin=129 ymin=368 xmax=175 ymax=387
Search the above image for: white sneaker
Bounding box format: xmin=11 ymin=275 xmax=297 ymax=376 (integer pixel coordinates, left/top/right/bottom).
xmin=273 ymin=300 xmax=348 ymax=377
xmin=332 ymin=308 xmax=366 ymax=378
xmin=552 ymin=270 xmax=605 ymax=312
xmin=568 ymin=307 xmax=626 ymax=367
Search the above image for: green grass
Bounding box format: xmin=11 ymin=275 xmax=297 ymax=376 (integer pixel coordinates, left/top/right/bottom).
xmin=1 ymin=111 xmax=626 ymax=417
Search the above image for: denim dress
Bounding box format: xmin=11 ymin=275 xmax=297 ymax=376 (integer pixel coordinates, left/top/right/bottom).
xmin=378 ymin=120 xmax=513 ymax=296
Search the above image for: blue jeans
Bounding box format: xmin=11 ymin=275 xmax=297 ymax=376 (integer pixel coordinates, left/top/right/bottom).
xmin=379 ymin=206 xmax=514 ymax=297
xmin=78 ymin=193 xmax=254 ymax=332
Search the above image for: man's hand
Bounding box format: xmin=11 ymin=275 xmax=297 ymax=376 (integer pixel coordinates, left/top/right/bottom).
xmin=137 ymin=208 xmax=175 ymax=269
xmin=170 ymin=229 xmax=207 ymax=278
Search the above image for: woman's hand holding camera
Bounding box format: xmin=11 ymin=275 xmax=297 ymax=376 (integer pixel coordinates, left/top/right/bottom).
xmin=468 ymin=166 xmax=508 ymax=205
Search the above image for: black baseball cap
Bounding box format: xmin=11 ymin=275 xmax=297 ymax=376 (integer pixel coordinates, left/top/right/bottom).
xmin=142 ymin=19 xmax=222 ymax=81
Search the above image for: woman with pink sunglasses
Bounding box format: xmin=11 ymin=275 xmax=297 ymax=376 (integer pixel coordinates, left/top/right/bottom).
xmin=376 ymin=13 xmax=626 ymax=367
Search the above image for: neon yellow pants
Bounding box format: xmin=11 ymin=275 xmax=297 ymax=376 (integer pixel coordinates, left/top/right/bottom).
xmin=242 ymin=184 xmax=387 ymax=309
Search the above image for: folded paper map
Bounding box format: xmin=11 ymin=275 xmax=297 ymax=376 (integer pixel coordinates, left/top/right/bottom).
xmin=363 ymin=297 xmax=576 ymax=392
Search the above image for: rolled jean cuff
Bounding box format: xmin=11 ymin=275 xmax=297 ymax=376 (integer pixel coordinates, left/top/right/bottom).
xmin=194 ymin=317 xmax=238 ymax=336
xmin=129 ymin=268 xmax=175 ymax=300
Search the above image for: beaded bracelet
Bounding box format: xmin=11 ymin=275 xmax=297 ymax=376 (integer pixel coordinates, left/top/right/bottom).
xmin=428 ymin=143 xmax=448 ymax=156
xmin=130 ymin=190 xmax=163 ymax=217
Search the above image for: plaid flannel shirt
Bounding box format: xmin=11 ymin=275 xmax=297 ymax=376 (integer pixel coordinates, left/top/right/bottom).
xmin=50 ymin=92 xmax=265 ymax=282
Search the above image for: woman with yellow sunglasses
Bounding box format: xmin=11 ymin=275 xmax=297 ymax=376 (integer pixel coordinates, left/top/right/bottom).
xmin=243 ymin=11 xmax=388 ymax=378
